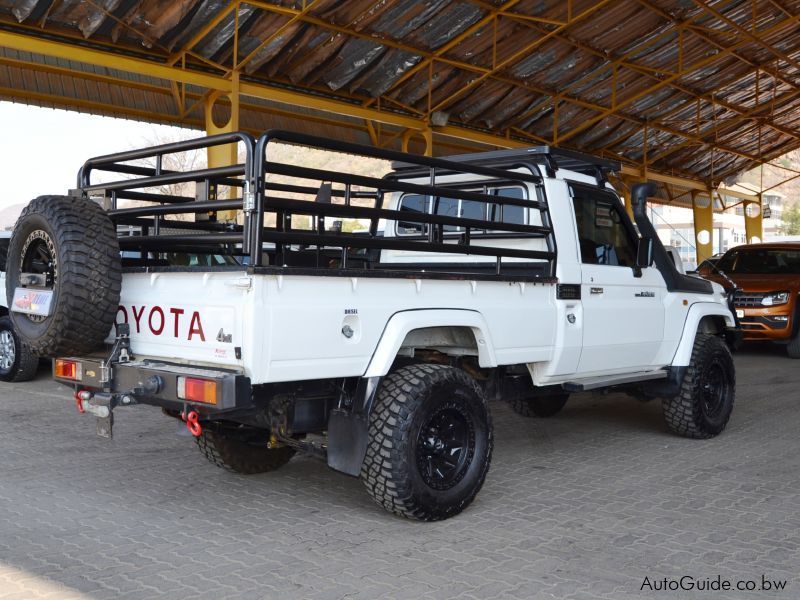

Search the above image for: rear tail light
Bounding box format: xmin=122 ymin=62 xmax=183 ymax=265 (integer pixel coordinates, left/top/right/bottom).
xmin=54 ymin=359 xmax=82 ymax=381
xmin=177 ymin=377 xmax=218 ymax=405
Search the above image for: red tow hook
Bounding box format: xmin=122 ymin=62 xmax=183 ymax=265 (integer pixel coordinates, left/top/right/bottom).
xmin=74 ymin=390 xmax=93 ymax=414
xmin=181 ymin=409 xmax=203 ymax=437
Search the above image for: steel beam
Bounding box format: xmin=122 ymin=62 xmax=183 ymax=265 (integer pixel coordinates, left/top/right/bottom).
xmin=554 ymin=14 xmax=800 ymax=145
xmin=0 ymin=29 xmax=425 ymax=131
xmin=428 ymin=0 xmax=615 ymax=115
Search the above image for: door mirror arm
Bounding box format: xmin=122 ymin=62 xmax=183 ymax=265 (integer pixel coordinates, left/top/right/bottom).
xmin=634 ymin=236 xmax=654 ymax=278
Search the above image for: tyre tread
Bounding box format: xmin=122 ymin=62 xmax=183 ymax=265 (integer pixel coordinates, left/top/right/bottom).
xmin=360 ymin=363 xmax=492 ymax=521
xmin=662 ymin=333 xmax=735 ymax=439
xmin=195 ymin=430 xmax=294 ymax=474
xmin=0 ymin=316 xmax=39 ymax=382
xmin=7 ymin=196 xmax=121 ymax=356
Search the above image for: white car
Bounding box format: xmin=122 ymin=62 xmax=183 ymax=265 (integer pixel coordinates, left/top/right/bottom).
xmin=0 ymin=230 xmax=39 ymax=382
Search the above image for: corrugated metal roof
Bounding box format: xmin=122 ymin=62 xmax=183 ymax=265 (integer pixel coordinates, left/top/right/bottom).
xmin=1 ymin=0 xmax=799 ymax=184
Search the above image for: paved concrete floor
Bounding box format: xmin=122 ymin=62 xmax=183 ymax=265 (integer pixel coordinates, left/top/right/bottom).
xmin=0 ymin=346 xmax=797 ymax=600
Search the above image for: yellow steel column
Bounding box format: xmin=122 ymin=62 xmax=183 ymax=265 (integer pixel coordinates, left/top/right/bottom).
xmin=422 ymin=128 xmax=433 ymax=157
xmin=743 ymin=194 xmax=764 ymax=244
xmin=401 ymin=128 xmax=433 ymax=156
xmin=204 ymin=75 xmax=240 ymax=223
xmin=620 ymin=176 xmax=634 ymax=219
xmin=692 ymin=189 xmax=714 ymax=263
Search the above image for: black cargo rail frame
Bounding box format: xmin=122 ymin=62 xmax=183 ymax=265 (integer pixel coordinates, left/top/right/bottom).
xmin=77 ymin=129 xmax=559 ymax=281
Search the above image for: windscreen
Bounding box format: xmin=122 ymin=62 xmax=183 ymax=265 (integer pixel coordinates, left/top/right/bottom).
xmin=716 ymin=248 xmax=800 ymax=274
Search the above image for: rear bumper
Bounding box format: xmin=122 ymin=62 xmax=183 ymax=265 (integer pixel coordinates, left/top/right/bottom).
xmin=53 ymin=357 xmax=252 ymax=414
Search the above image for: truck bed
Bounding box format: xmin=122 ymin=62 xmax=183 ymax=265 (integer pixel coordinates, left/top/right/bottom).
xmin=114 ymin=269 xmax=558 ymax=384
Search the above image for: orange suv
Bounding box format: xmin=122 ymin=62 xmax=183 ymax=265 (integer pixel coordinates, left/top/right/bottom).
xmin=699 ymin=242 xmax=800 ymax=358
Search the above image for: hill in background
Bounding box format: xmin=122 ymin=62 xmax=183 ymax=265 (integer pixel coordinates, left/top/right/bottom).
xmin=0 ymin=203 xmax=24 ymax=230
xmin=740 ymin=149 xmax=799 ymax=206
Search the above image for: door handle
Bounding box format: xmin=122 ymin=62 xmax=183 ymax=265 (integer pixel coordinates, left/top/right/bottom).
xmin=590 ymin=287 xmax=604 ymax=294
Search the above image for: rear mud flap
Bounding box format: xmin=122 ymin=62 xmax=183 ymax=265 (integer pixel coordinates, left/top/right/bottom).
xmin=326 ymin=409 xmax=369 ymax=476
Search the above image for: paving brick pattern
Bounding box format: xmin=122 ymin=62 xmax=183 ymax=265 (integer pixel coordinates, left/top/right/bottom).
xmin=0 ymin=346 xmax=797 ymax=599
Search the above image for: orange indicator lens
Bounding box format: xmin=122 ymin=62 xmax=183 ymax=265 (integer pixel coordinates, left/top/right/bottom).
xmin=54 ymin=359 xmax=81 ymax=381
xmin=177 ymin=377 xmax=218 ymax=404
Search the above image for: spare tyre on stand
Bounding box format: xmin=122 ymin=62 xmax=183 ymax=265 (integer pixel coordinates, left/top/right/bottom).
xmin=5 ymin=195 xmax=122 ymax=357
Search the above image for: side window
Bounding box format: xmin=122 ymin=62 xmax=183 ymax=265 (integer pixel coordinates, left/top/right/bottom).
xmin=490 ymin=187 xmax=526 ymax=226
xmin=397 ymin=194 xmax=429 ymax=234
xmin=434 ymin=197 xmax=461 ymax=232
xmin=397 ymin=185 xmax=528 ymax=235
xmin=570 ymin=184 xmax=637 ymax=267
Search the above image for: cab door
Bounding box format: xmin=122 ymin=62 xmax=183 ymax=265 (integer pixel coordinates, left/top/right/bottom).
xmin=569 ymin=182 xmax=666 ymax=375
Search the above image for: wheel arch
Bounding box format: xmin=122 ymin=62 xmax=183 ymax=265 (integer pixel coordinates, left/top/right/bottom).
xmin=671 ymin=303 xmax=736 ymax=367
xmin=363 ymin=309 xmax=497 ymax=378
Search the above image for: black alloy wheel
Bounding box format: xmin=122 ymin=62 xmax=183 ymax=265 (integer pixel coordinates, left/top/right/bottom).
xmin=699 ymin=358 xmax=731 ymax=422
xmin=415 ymin=403 xmax=476 ymax=491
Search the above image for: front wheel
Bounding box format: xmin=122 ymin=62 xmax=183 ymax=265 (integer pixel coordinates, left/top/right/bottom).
xmin=662 ymin=334 xmax=735 ymax=439
xmin=361 ymin=364 xmax=493 ymax=521
xmin=786 ymin=332 xmax=800 ymax=359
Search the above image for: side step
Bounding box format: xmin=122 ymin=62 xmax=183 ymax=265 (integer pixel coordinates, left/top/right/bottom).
xmin=563 ymin=370 xmax=667 ymax=392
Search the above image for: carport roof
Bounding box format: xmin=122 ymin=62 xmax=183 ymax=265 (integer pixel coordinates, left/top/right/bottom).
xmin=1 ymin=0 xmax=799 ymax=187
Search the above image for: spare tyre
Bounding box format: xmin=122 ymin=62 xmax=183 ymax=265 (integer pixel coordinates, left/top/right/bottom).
xmin=5 ymin=195 xmax=121 ymax=357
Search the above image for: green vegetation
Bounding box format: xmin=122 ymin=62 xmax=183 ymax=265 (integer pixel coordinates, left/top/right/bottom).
xmin=782 ymin=203 xmax=800 ymax=235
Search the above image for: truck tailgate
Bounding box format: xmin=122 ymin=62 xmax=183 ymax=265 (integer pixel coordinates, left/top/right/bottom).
xmin=109 ymin=271 xmax=247 ymax=369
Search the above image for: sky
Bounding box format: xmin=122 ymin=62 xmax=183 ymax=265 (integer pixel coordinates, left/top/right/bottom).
xmin=0 ymin=101 xmax=194 ymax=213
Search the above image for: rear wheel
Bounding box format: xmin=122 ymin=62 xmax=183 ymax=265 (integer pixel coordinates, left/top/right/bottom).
xmin=662 ymin=334 xmax=735 ymax=439
xmin=509 ymin=392 xmax=569 ymax=418
xmin=196 ymin=427 xmax=295 ymax=474
xmin=6 ymin=195 xmax=121 ymax=357
xmin=361 ymin=364 xmax=492 ymax=521
xmin=0 ymin=316 xmax=39 ymax=382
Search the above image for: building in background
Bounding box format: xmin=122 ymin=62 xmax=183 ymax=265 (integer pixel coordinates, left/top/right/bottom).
xmin=651 ymin=184 xmax=785 ymax=270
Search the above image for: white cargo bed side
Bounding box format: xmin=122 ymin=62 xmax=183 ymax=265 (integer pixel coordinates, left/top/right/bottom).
xmin=245 ymin=274 xmax=558 ymax=384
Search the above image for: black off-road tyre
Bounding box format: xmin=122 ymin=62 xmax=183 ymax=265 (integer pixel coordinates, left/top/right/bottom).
xmin=786 ymin=333 xmax=800 ymax=359
xmin=361 ymin=364 xmax=493 ymax=521
xmin=6 ymin=196 xmax=121 ymax=357
xmin=0 ymin=241 xmax=7 ymax=270
xmin=662 ymin=334 xmax=735 ymax=439
xmin=196 ymin=429 xmax=295 ymax=474
xmin=509 ymin=392 xmax=569 ymax=418
xmin=0 ymin=316 xmax=39 ymax=382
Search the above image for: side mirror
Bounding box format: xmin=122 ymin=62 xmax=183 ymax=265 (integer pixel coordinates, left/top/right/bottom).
xmin=696 ymin=264 xmax=712 ymax=277
xmin=634 ymin=237 xmax=654 ymax=277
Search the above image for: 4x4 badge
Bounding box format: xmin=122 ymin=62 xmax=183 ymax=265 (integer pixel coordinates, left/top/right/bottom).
xmin=635 ymin=291 xmax=655 ymax=298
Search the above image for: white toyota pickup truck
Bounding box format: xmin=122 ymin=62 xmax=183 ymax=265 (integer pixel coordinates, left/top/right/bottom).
xmin=6 ymin=131 xmax=739 ymax=521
